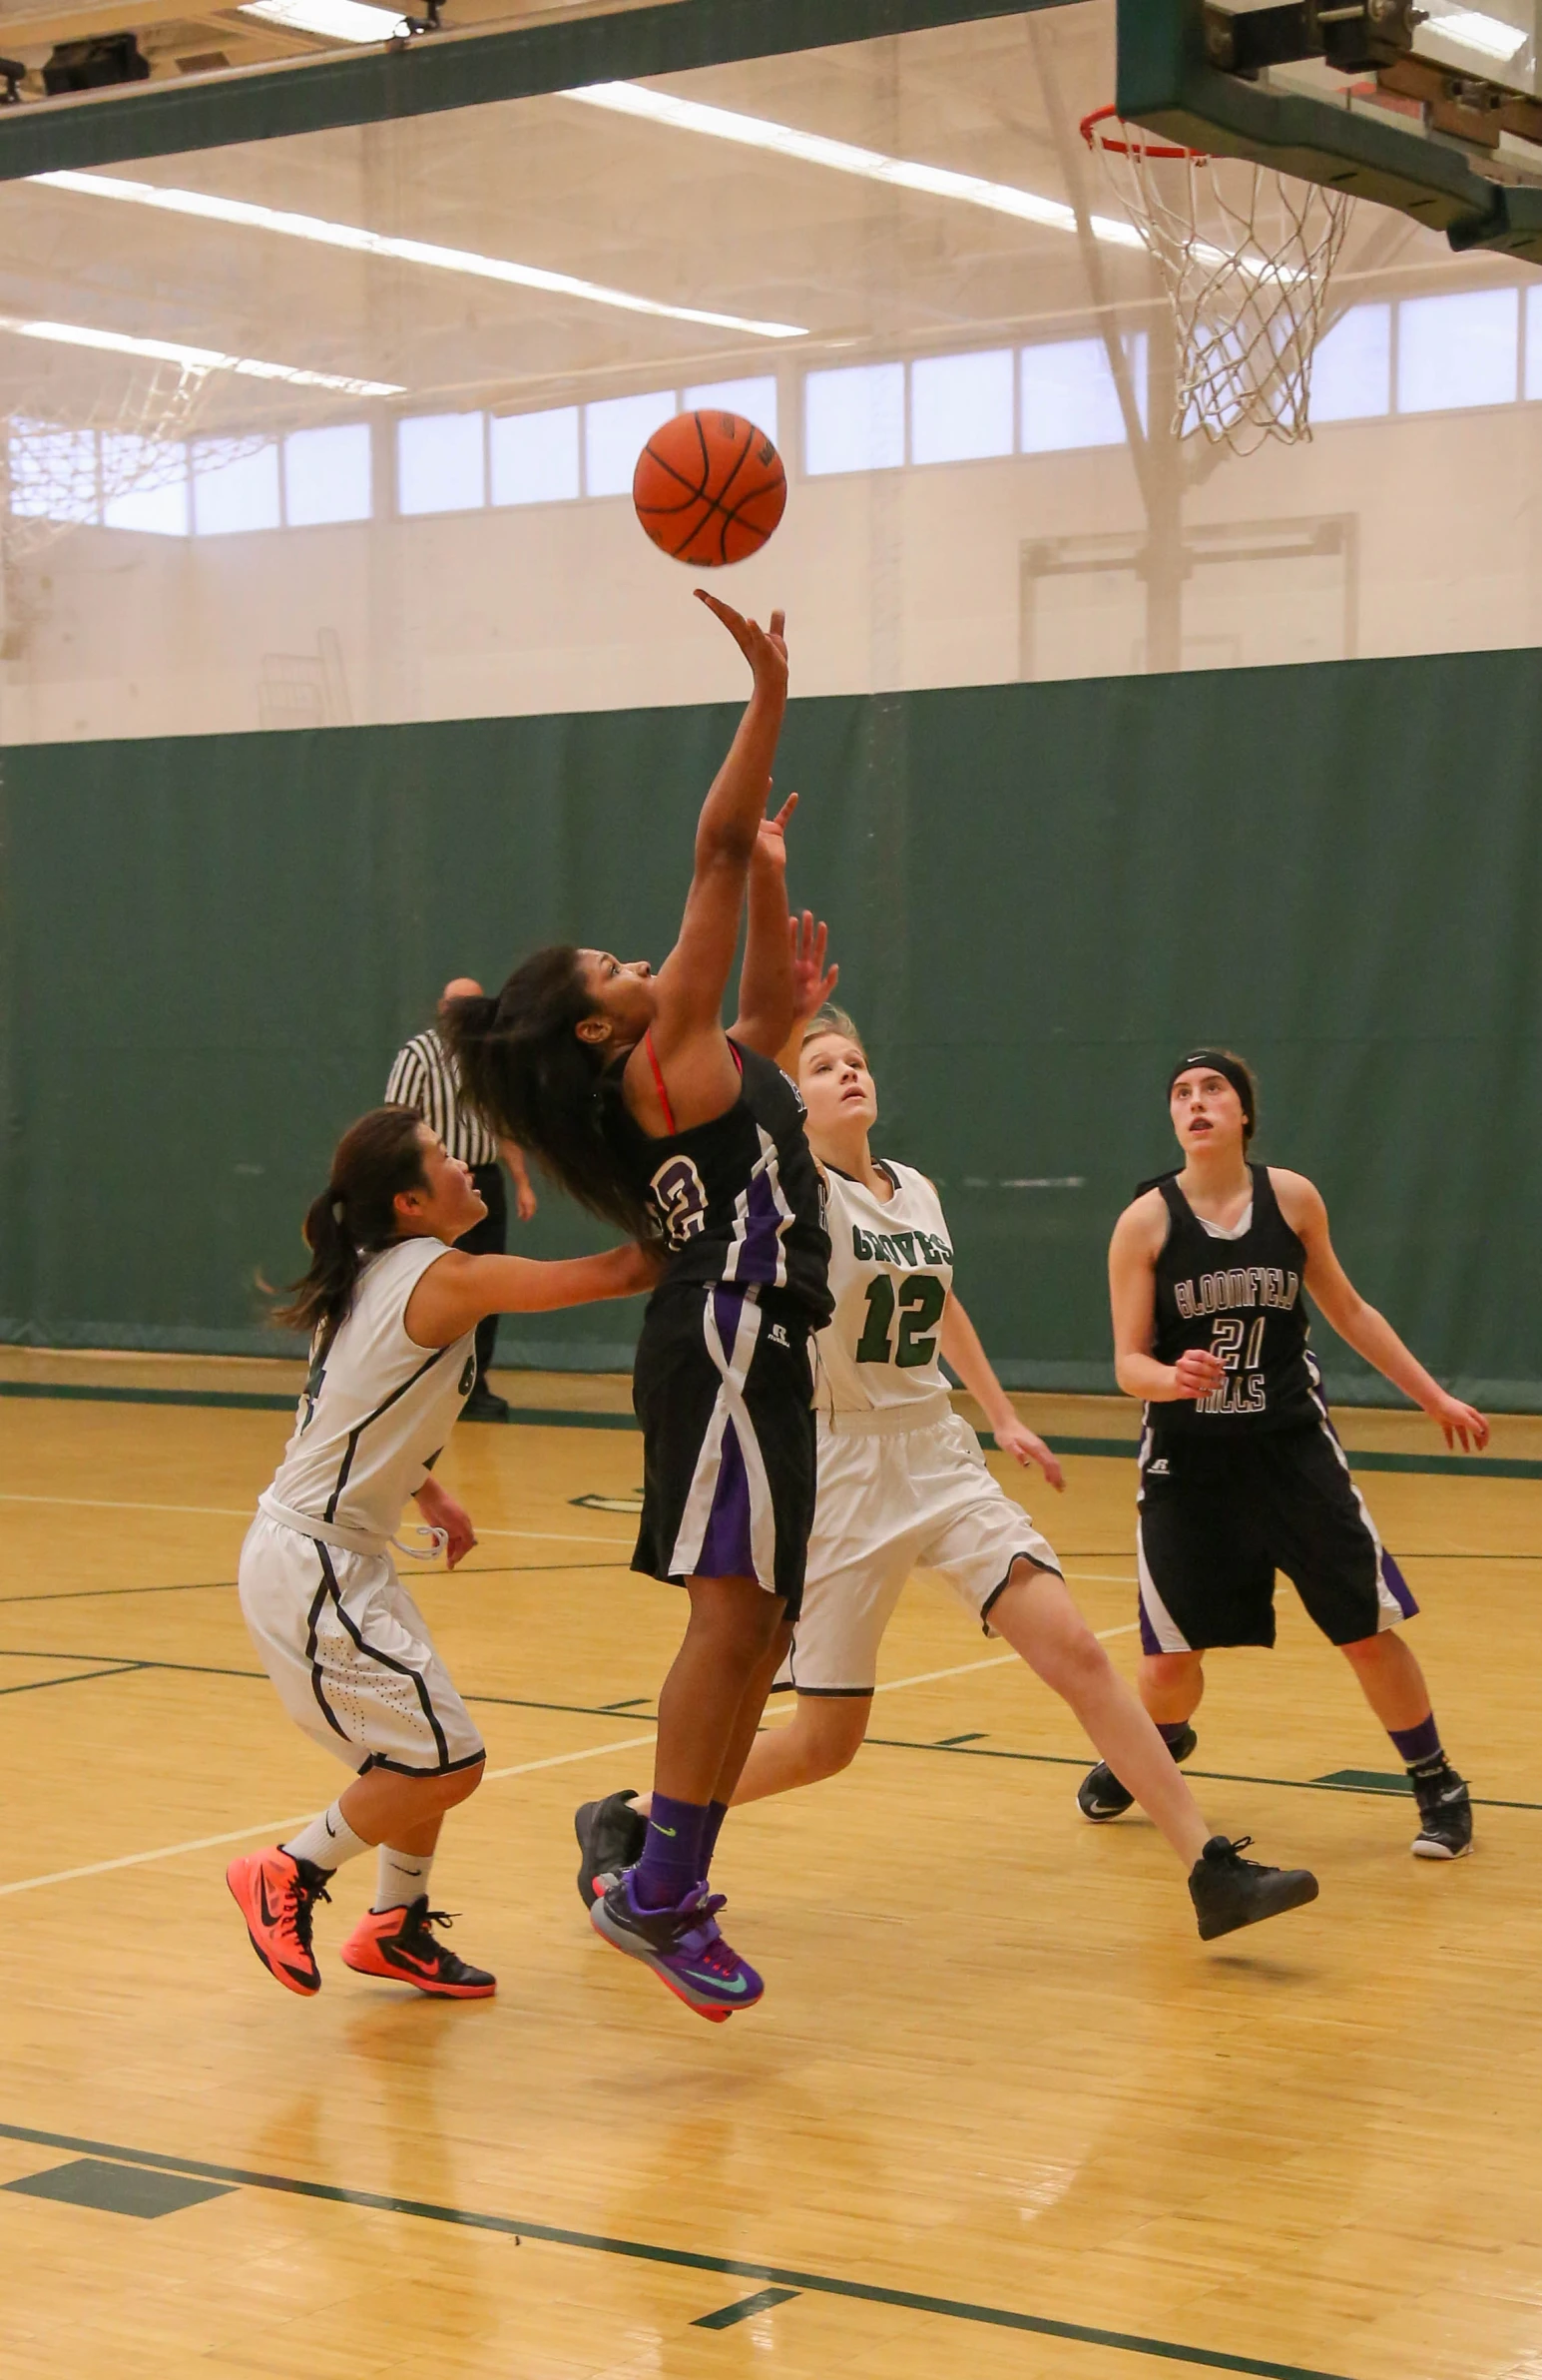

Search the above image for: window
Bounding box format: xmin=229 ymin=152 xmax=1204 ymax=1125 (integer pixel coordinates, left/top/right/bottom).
xmin=8 ymin=420 xmax=98 ymax=523
xmin=1525 ymin=284 xmax=1542 ymax=401
xmin=1021 ymin=336 xmax=1145 ymax=453
xmin=585 ymin=389 xmax=679 ymax=497
xmin=192 ymin=439 xmax=281 ymax=536
xmin=490 ymin=406 xmax=580 ymax=507
xmin=283 ymin=422 xmax=371 ymax=527
xmin=1310 ymin=303 xmax=1392 ymax=423
xmin=102 ymin=436 xmax=188 ymax=535
xmin=803 ymin=361 xmax=905 ymax=475
xmin=910 ymin=348 xmax=1015 ymax=465
xmin=684 ymin=375 xmax=779 ymax=442
xmin=1398 ymin=287 xmax=1519 ymax=413
xmin=398 ymin=411 xmax=486 ymax=515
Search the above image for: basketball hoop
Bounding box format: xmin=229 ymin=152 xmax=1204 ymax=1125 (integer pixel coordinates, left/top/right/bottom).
xmin=1081 ymin=106 xmax=1352 ymax=455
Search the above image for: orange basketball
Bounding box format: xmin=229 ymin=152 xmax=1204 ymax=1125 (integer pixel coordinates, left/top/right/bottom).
xmin=633 ymin=409 xmax=787 ymax=567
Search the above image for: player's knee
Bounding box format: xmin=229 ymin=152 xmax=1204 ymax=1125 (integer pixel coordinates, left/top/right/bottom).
xmin=1038 ymin=1623 xmax=1112 ymax=1701
xmin=803 ymin=1705 xmax=868 ymax=1779
xmin=429 ymin=1756 xmax=485 ymax=1810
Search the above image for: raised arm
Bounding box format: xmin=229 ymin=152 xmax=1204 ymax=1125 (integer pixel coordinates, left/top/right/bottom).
xmin=731 ymin=796 xmax=799 ymax=1058
xmin=940 ymin=1291 xmax=1063 ymax=1488
xmin=635 ymin=596 xmax=788 ymax=1123
xmin=403 ymin=1241 xmax=659 ymax=1351
xmin=1109 ymin=1193 xmax=1227 ymax=1406
xmin=1279 ymin=1171 xmax=1489 ymax=1451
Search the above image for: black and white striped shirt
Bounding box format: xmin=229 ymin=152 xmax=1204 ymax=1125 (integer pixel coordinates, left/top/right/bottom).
xmin=384 ymin=1028 xmax=498 ymax=1168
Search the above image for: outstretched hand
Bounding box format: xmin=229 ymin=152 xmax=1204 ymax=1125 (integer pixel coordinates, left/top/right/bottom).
xmin=788 ymin=909 xmax=839 ymax=1021
xmin=696 ymin=589 xmax=788 ymax=695
xmin=756 ymin=793 xmax=798 ymax=875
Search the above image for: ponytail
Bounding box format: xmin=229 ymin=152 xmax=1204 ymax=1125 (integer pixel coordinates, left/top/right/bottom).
xmin=274 ymin=1105 xmax=429 ymax=1343
xmin=443 ymin=947 xmax=650 ymax=1240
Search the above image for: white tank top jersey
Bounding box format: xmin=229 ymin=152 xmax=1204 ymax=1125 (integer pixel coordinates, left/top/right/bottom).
xmin=260 ymin=1237 xmax=477 ymax=1554
xmin=817 ymin=1163 xmax=955 ymax=1417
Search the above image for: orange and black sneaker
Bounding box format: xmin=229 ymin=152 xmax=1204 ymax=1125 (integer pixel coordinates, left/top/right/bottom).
xmin=339 ymin=1898 xmax=496 ymax=1999
xmin=227 ymin=1846 xmax=330 ymax=1996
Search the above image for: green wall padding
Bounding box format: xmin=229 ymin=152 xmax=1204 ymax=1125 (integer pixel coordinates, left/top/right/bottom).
xmin=4 ymin=644 xmax=1540 ymax=1407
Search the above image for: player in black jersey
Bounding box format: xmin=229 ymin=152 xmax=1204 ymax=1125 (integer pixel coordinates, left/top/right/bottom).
xmin=445 ymin=591 xmax=831 ymax=2019
xmin=1079 ymin=1049 xmax=1487 ymax=1861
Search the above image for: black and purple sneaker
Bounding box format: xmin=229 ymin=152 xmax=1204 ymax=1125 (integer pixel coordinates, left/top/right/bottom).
xmin=590 ymin=1871 xmax=764 ymax=2021
xmin=574 ymin=1791 xmax=647 ymax=1906
xmin=1189 ymin=1835 xmax=1319 ymax=1941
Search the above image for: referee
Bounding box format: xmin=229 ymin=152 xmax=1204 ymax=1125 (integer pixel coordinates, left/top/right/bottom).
xmin=385 ymin=976 xmax=537 ymax=1422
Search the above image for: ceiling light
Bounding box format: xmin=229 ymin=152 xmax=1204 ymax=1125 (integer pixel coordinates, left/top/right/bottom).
xmin=30 ymin=169 xmax=808 ymax=340
xmin=0 ymin=311 xmax=401 ymax=393
xmin=561 ymin=81 xmax=1146 ymax=255
xmin=1421 ymin=7 xmax=1530 ymax=62
xmin=238 ymin=0 xmax=406 ymax=43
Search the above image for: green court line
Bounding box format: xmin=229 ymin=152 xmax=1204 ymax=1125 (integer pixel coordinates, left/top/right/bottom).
xmin=4 ymin=1373 xmax=1535 ymax=1477
xmin=0 ymin=2118 xmax=1358 ymax=2380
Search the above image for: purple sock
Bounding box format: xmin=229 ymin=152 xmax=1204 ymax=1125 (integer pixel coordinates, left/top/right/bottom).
xmin=1389 ymin=1714 xmax=1443 ymax=1770
xmin=633 ymin=1793 xmax=708 ymax=1910
xmin=701 ymin=1800 xmax=729 ymax=1877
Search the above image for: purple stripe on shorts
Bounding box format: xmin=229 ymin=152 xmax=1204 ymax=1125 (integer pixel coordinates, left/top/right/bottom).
xmin=1138 ymin=1594 xmax=1164 ymax=1656
xmin=697 ymin=1418 xmax=755 ymax=1580
xmin=734 ymin=1152 xmax=787 ymax=1285
xmin=1380 ymin=1551 xmax=1418 ymax=1620
xmin=712 ymin=1282 xmax=746 ymax=1353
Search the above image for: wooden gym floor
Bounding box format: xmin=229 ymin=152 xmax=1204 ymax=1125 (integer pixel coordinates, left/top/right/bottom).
xmin=2 ymin=1349 xmax=1541 ymax=2380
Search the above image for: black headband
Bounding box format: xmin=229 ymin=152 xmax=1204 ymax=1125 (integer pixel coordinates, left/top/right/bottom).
xmin=1167 ymin=1049 xmax=1255 ymax=1128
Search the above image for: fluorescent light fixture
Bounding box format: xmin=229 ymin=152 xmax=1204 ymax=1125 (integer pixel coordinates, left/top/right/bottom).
xmin=1422 ymin=7 xmax=1530 ymax=61
xmin=562 ymin=81 xmax=1146 ymax=255
xmin=0 ymin=311 xmax=400 ymax=393
xmin=239 ymin=0 xmax=405 ymax=39
xmin=31 ymin=170 xmax=807 ymax=341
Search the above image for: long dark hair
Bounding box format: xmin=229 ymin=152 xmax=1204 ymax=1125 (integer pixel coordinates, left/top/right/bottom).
xmin=443 ymin=946 xmax=650 ymax=1239
xmin=274 ymin=1105 xmax=428 ymax=1343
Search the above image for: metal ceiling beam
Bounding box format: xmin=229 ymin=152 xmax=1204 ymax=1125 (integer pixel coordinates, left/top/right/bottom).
xmin=0 ymin=0 xmax=1081 ymax=184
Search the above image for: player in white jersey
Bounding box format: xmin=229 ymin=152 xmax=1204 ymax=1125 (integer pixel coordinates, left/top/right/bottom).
xmin=228 ymin=1102 xmax=653 ymax=2000
xmin=581 ymin=1010 xmax=1320 ymax=1943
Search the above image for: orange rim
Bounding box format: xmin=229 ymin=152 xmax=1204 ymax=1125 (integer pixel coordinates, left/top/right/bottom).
xmin=1080 ymin=104 xmax=1209 ymax=163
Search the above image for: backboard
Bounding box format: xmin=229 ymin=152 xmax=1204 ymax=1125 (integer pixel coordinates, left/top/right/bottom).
xmin=1118 ymin=0 xmax=1542 ymax=259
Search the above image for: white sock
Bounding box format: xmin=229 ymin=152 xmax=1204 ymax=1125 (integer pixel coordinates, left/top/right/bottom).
xmin=283 ymin=1801 xmax=371 ymax=1875
xmin=372 ymin=1847 xmax=434 ymax=1913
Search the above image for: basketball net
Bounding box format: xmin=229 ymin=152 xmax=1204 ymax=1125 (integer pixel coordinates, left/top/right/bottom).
xmin=0 ymin=343 xmax=264 ymax=562
xmin=1082 ymin=109 xmax=1352 ymax=454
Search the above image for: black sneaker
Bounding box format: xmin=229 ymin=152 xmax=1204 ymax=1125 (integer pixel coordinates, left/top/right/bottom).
xmin=1189 ymin=1835 xmax=1319 ymax=1942
xmin=1410 ymin=1760 xmax=1473 ymax=1860
xmin=575 ymin=1790 xmax=647 ymax=1906
xmin=461 ymin=1387 xmax=510 ymax=1424
xmin=1077 ymin=1724 xmax=1198 ymax=1822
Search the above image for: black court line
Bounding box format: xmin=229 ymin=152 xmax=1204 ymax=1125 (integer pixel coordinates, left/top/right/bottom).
xmin=0 ymin=1559 xmax=628 ymax=1609
xmin=3 ymin=1372 xmax=1537 ymax=1478
xmin=0 ymin=1661 xmax=147 ymax=1697
xmin=0 ymin=1639 xmax=1532 ymax=1807
xmin=694 ymin=2287 xmax=800 ymax=2328
xmin=0 ymin=2118 xmax=1357 ymax=2380
xmin=865 ymin=1735 xmax=1542 ymax=1813
xmin=0 ymin=1379 xmax=638 ymax=1431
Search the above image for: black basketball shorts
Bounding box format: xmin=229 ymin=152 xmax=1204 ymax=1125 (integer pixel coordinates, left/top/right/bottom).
xmin=631 ymin=1281 xmax=817 ymax=1616
xmin=1136 ymin=1420 xmax=1417 ymax=1653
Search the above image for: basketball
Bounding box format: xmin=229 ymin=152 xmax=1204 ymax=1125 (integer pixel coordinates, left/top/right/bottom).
xmin=632 ymin=408 xmax=787 ymax=567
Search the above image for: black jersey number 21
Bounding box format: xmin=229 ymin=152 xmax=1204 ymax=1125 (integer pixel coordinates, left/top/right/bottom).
xmin=855 ymin=1274 xmax=947 ymax=1368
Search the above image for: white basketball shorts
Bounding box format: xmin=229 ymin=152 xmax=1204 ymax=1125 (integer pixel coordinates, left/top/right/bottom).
xmin=238 ymin=1512 xmax=485 ymax=1776
xmin=777 ymin=1407 xmax=1062 ymax=1696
